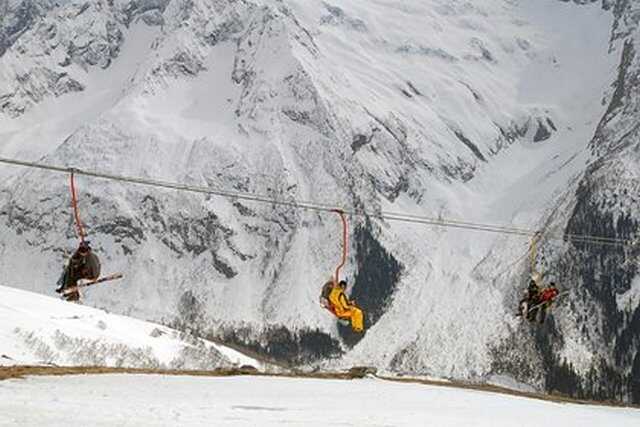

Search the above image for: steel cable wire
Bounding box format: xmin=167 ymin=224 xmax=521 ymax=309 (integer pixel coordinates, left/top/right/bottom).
xmin=0 ymin=156 xmax=637 ymax=248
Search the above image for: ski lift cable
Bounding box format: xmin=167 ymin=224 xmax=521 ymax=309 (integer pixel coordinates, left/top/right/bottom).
xmin=0 ymin=157 xmax=539 ymax=237
xmin=0 ymin=156 xmax=636 ymax=248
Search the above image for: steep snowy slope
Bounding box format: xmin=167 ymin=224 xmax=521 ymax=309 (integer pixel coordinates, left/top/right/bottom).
xmin=0 ymin=0 xmax=637 ymax=404
xmin=0 ymin=285 xmax=259 ymax=369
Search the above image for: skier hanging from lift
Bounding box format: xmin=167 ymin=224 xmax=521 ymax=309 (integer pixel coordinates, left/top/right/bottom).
xmin=535 ymin=282 xmax=560 ymax=324
xmin=56 ymin=240 xmax=101 ymax=301
xmin=517 ymin=233 xmax=562 ymax=324
xmin=319 ymin=209 xmax=364 ymax=333
xmin=518 ymin=274 xmax=541 ymax=322
xmin=55 ymin=171 xmax=121 ymax=301
xmin=519 ymin=279 xmax=560 ymax=324
xmin=328 ymin=278 xmax=364 ymax=332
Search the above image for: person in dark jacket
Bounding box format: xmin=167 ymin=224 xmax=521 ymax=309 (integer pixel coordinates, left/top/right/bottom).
xmin=55 ymin=241 xmax=101 ymax=302
xmin=518 ymin=279 xmax=540 ymax=321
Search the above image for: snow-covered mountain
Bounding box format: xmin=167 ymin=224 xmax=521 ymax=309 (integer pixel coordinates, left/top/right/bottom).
xmin=0 ymin=0 xmax=638 ymax=403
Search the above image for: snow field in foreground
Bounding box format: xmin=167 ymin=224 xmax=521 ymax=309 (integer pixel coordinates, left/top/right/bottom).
xmin=0 ymin=375 xmax=638 ymax=427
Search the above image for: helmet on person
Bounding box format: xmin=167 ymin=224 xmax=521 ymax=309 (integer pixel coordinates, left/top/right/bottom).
xmin=338 ymin=279 xmax=347 ymax=288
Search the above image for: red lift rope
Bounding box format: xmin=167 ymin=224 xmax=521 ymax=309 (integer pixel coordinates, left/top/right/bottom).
xmin=332 ymin=209 xmax=348 ymax=284
xmin=70 ymin=171 xmax=86 ymax=243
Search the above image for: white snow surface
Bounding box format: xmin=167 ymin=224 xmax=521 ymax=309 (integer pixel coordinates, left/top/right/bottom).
xmin=0 ymin=285 xmax=258 ymax=369
xmin=1 ymin=374 xmax=638 ymax=426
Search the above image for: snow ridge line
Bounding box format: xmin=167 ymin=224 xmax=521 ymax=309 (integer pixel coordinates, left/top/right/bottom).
xmin=0 ymin=156 xmax=636 ymax=247
xmin=1 ymin=365 xmax=638 ymax=410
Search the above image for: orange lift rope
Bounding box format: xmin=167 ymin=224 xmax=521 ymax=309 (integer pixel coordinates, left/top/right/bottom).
xmin=70 ymin=171 xmax=86 ymax=243
xmin=332 ymin=209 xmax=348 ymax=284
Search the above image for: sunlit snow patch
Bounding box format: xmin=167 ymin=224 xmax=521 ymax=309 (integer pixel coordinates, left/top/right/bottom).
xmin=0 ymin=285 xmax=259 ymax=369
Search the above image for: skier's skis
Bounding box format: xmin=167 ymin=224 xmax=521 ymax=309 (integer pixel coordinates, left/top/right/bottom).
xmin=62 ymin=273 xmax=123 ymax=295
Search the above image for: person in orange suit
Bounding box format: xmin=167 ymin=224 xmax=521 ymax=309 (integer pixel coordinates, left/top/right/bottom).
xmin=328 ymin=280 xmax=364 ymax=333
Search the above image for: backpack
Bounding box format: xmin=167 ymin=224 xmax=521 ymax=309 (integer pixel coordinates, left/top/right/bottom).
xmin=319 ymin=281 xmax=335 ymax=311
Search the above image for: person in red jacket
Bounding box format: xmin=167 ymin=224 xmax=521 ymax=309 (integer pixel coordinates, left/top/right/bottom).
xmin=537 ymin=282 xmax=559 ymax=324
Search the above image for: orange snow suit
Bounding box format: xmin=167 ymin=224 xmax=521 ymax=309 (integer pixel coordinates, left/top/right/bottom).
xmin=328 ymin=285 xmax=364 ymax=333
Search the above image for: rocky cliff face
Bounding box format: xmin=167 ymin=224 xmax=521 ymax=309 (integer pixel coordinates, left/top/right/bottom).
xmin=0 ymin=0 xmax=638 ymax=403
